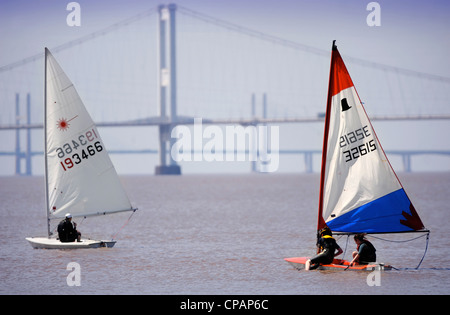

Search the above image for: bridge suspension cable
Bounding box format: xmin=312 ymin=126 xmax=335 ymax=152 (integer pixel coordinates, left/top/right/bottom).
xmin=177 ymin=5 xmax=450 ymax=84
xmin=0 ymin=7 xmax=157 ymax=73
xmin=2 ymin=4 xmax=449 ymax=86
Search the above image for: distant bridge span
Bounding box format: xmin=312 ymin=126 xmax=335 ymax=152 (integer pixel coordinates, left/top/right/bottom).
xmin=2 ymin=114 xmax=450 ymax=130
xmin=2 ymin=114 xmax=450 ymax=175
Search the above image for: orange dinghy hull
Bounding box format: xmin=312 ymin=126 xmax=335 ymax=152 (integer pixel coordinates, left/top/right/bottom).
xmin=284 ymin=257 xmax=392 ymax=271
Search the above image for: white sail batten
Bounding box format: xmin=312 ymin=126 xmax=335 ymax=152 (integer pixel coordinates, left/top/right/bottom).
xmin=45 ymin=49 xmax=133 ymax=220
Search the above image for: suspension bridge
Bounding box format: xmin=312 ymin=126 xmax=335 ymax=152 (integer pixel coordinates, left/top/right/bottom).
xmin=1 ymin=3 xmax=450 ymax=175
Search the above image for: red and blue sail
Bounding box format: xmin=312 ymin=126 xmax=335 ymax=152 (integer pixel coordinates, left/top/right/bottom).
xmin=317 ymin=42 xmax=425 ymax=234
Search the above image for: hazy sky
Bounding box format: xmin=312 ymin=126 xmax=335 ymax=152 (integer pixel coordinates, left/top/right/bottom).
xmin=1 ymin=0 xmax=449 ymax=76
xmin=0 ymin=0 xmax=449 ymax=175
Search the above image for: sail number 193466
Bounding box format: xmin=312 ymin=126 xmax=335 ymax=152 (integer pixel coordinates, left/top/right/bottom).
xmin=340 ymin=125 xmax=377 ymax=162
xmin=56 ymin=128 xmax=104 ymax=171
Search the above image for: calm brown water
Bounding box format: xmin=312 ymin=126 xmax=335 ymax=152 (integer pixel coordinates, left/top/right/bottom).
xmin=0 ymin=173 xmax=449 ymax=295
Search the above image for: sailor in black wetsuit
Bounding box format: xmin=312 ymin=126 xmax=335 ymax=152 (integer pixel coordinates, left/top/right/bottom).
xmin=57 ymin=213 xmax=81 ymax=242
xmin=305 ymin=226 xmax=343 ymax=270
xmin=350 ymin=233 xmax=376 ymax=265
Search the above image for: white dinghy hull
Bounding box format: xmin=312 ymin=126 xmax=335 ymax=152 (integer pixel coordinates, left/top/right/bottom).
xmin=26 ymin=237 xmax=116 ymax=249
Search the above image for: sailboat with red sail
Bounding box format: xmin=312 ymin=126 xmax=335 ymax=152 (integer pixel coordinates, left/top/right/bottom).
xmin=285 ymin=41 xmax=429 ymax=271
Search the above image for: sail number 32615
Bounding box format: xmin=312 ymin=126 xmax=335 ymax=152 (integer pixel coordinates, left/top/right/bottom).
xmin=342 ymin=140 xmax=376 ymax=162
xmin=340 ymin=125 xmax=377 ymax=162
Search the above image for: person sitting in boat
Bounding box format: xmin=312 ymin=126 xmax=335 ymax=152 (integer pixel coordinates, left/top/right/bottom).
xmin=305 ymin=226 xmax=343 ymax=270
xmin=350 ymin=233 xmax=376 ymax=265
xmin=57 ymin=213 xmax=81 ymax=242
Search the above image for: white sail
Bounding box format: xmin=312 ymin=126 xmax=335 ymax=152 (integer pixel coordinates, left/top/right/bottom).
xmin=323 ymin=87 xmax=402 ymax=226
xmin=45 ymin=48 xmax=133 ymax=219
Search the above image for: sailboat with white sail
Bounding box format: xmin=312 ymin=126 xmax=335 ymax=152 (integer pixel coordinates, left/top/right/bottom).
xmin=284 ymin=41 xmax=429 ymax=270
xmin=26 ymin=48 xmax=137 ymax=249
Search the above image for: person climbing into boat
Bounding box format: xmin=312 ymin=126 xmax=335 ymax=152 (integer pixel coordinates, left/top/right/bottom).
xmin=305 ymin=226 xmax=343 ymax=270
xmin=350 ymin=234 xmax=376 ymax=265
xmin=57 ymin=213 xmax=81 ymax=242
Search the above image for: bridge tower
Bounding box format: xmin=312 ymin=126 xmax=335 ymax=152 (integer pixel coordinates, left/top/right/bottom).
xmin=14 ymin=93 xmax=32 ymax=176
xmin=155 ymin=3 xmax=181 ymax=175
